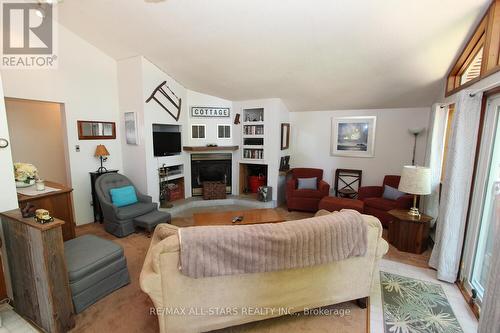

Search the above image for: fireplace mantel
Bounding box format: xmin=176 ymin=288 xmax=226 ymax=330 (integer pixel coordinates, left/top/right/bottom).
xmin=183 ymin=146 xmax=239 ymax=152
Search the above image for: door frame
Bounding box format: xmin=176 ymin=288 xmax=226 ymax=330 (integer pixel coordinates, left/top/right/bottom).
xmin=4 ymin=97 xmax=72 ymax=187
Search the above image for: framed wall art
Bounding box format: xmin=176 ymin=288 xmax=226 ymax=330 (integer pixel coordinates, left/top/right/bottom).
xmin=124 ymin=112 xmax=139 ymax=145
xmin=281 ymin=123 xmax=290 ymax=150
xmin=331 ymin=116 xmax=376 ymax=157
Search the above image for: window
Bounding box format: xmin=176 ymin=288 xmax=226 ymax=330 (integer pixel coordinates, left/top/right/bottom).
xmin=460 ymin=46 xmax=483 ymax=85
xmin=217 ymin=125 xmax=231 ymax=139
xmin=191 ymin=125 xmax=205 ymax=139
xmin=446 ymin=0 xmax=500 ymax=95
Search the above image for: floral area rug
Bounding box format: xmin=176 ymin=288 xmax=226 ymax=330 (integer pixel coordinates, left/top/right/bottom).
xmin=380 ymin=271 xmax=463 ymax=333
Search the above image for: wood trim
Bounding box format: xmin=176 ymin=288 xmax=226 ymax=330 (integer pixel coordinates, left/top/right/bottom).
xmin=456 ymin=280 xmax=480 ymax=319
xmin=483 ymin=0 xmax=500 ymax=73
xmin=183 ymin=145 xmax=239 ymax=152
xmin=457 ymin=34 xmax=485 ymax=78
xmin=366 ymin=297 xmax=370 ymax=333
xmin=446 ymin=0 xmax=500 ymax=95
xmin=446 ymin=15 xmax=487 ymax=93
xmin=445 ymin=66 xmax=500 ymax=97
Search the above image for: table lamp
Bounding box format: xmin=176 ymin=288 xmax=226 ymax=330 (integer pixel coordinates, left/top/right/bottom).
xmin=398 ymin=165 xmax=431 ymax=217
xmin=95 ymin=144 xmax=110 ymax=173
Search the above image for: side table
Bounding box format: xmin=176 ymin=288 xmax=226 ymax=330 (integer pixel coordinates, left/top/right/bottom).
xmin=388 ymin=209 xmax=433 ymax=254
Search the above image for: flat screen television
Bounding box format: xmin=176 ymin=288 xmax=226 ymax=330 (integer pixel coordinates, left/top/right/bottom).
xmin=153 ymin=132 xmax=181 ymax=156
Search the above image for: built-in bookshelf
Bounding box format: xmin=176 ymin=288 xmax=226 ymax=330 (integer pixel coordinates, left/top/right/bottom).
xmin=242 ymin=108 xmax=265 ymax=161
xmin=243 ymin=148 xmax=264 ymax=159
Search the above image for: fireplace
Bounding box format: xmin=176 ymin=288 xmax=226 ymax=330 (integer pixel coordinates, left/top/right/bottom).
xmin=191 ymin=153 xmax=232 ymax=196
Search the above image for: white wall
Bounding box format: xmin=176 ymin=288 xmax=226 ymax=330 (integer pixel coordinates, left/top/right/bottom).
xmin=117 ymin=57 xmax=148 ymax=193
xmin=5 ymin=99 xmax=70 ymax=186
xmin=118 ymin=57 xmax=238 ymax=202
xmin=0 ymin=24 xmax=123 ymax=225
xmin=186 ymin=90 xmax=234 ymax=146
xmin=141 ymin=58 xmax=189 ymax=202
xmin=0 ymin=75 xmax=19 ymax=299
xmin=290 ymin=107 xmax=430 ymax=188
xmin=232 ymin=98 xmax=291 ymax=199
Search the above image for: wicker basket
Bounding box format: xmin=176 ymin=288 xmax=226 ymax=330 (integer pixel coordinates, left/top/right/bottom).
xmin=203 ymin=181 xmax=227 ymax=200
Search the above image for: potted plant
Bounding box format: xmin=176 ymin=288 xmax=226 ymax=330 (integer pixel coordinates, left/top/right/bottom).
xmin=14 ymin=163 xmax=39 ymax=188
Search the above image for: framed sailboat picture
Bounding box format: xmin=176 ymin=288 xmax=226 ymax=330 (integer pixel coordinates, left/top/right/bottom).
xmin=331 ymin=116 xmax=376 ymax=157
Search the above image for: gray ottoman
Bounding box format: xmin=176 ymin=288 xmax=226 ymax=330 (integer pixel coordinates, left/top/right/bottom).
xmin=64 ymin=235 xmax=130 ymax=313
xmin=133 ymin=210 xmax=171 ymax=233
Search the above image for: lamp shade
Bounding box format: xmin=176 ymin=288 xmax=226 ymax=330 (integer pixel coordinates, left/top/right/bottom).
xmin=398 ymin=165 xmax=431 ymax=195
xmin=94 ymin=144 xmax=110 ymax=157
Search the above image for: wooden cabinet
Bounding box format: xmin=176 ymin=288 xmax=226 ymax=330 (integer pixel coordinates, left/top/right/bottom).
xmin=17 ymin=181 xmax=76 ymax=241
xmin=388 ymin=209 xmax=432 ymax=254
xmin=0 ymin=209 xmax=75 ymax=332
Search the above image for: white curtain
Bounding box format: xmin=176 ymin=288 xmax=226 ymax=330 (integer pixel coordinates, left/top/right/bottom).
xmin=429 ymin=90 xmax=482 ymax=283
xmin=423 ymin=104 xmax=448 ymax=227
xmin=478 ymin=190 xmax=500 ymax=333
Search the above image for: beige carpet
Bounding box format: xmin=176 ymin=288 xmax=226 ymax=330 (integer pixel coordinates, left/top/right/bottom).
xmin=71 ymin=207 xmax=368 ymax=333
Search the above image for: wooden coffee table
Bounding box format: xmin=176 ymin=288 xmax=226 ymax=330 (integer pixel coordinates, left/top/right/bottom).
xmin=193 ymin=208 xmax=285 ymax=226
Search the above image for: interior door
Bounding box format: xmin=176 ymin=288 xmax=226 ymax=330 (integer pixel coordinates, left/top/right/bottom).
xmin=0 ymin=74 xmax=20 ymax=299
xmin=461 ymin=94 xmax=500 ymax=303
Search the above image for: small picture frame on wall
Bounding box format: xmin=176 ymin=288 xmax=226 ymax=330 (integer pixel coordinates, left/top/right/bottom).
xmin=281 ymin=123 xmax=290 ymax=150
xmin=124 ymin=112 xmax=139 ymax=145
xmin=331 ymin=116 xmax=376 ymax=157
xmin=77 ymin=120 xmax=116 ymax=140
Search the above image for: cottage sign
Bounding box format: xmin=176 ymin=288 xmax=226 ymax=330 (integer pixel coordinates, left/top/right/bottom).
xmin=191 ymin=107 xmax=230 ymax=118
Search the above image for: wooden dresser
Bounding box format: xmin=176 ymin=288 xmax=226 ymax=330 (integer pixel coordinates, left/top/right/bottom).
xmin=0 ymin=209 xmax=75 ymax=332
xmin=17 ymin=181 xmax=76 ymax=241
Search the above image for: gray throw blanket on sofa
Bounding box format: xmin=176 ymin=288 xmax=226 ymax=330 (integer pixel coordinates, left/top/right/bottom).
xmin=178 ymin=209 xmax=368 ymax=278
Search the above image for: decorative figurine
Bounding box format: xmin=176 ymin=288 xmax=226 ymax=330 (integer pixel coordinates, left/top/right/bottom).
xmin=34 ymin=209 xmax=54 ymax=224
xmin=21 ymin=202 xmax=37 ymax=218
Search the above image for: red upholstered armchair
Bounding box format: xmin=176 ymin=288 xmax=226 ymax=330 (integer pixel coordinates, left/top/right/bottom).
xmin=286 ymin=168 xmax=330 ymax=212
xmin=358 ymin=175 xmax=413 ymax=228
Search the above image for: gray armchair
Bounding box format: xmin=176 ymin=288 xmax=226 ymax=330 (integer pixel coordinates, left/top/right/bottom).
xmin=95 ymin=173 xmax=157 ymax=237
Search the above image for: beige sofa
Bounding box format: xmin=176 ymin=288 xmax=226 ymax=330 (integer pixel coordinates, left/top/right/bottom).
xmin=140 ymin=213 xmax=388 ymax=333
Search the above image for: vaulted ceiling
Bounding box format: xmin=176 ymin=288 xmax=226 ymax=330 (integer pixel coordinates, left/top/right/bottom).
xmin=57 ymin=0 xmax=490 ymax=111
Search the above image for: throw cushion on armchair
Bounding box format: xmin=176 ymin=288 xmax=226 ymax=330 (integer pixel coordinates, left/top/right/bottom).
xmin=110 ymin=186 xmax=138 ymax=207
xmin=286 ymin=168 xmax=330 ymax=212
xmin=297 ymin=177 xmax=318 ymax=190
xmin=382 ymin=185 xmax=405 ymax=201
xmin=358 ymin=175 xmax=413 ymax=228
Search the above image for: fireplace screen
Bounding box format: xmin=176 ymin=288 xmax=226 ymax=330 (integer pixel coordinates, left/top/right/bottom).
xmin=191 ymin=153 xmax=232 ymax=196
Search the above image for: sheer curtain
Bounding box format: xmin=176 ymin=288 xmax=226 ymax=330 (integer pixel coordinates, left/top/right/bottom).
xmin=429 ymin=90 xmax=482 ymax=283
xmin=478 ymin=189 xmax=500 ymax=333
xmin=423 ymin=104 xmax=448 ymax=227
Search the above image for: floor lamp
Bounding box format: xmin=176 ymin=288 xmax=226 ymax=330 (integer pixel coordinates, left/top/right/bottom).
xmin=409 ymin=128 xmax=425 ymax=165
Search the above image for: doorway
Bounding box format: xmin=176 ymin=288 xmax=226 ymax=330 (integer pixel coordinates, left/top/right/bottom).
xmin=4 ymin=98 xmax=70 ymax=186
